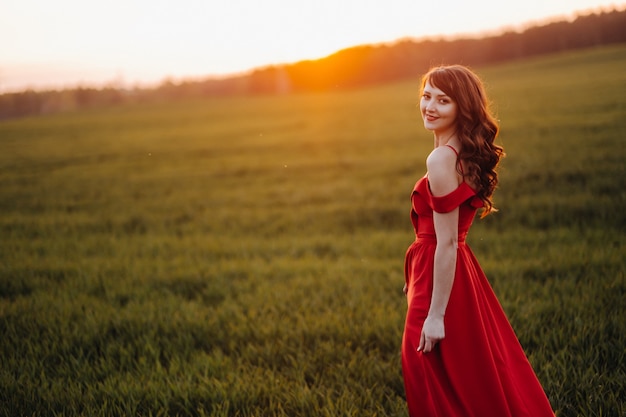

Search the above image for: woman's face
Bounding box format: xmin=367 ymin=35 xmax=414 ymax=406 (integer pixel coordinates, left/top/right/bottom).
xmin=420 ymin=81 xmax=458 ymax=135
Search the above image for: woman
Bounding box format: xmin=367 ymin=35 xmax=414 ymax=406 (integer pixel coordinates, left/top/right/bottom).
xmin=401 ymin=65 xmax=554 ymax=416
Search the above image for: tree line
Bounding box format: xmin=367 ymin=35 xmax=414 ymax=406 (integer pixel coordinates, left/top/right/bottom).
xmin=1 ymin=8 xmax=625 ymax=120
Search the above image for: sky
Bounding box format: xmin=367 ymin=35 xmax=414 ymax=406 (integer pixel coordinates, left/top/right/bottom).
xmin=1 ymin=0 xmax=624 ymax=93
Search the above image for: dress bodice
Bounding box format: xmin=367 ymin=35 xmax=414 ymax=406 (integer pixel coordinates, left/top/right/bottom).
xmin=410 ymin=175 xmax=483 ymax=242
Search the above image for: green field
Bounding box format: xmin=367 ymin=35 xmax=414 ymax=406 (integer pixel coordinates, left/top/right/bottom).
xmin=1 ymin=44 xmax=625 ymax=416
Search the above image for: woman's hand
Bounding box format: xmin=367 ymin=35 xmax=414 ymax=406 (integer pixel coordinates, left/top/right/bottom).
xmin=418 ymin=314 xmax=445 ymax=353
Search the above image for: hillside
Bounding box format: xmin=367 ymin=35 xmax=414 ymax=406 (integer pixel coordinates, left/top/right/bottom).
xmin=1 ymin=8 xmax=625 ymax=120
xmin=240 ymin=8 xmax=626 ymax=94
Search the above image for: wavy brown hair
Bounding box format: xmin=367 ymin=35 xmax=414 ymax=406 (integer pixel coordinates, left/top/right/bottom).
xmin=421 ymin=65 xmax=505 ymax=217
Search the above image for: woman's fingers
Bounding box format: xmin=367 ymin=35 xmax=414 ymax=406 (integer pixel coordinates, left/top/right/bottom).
xmin=423 ymin=339 xmax=433 ymax=353
xmin=418 ymin=333 xmax=438 ymax=353
xmin=417 ymin=331 xmax=425 ymax=352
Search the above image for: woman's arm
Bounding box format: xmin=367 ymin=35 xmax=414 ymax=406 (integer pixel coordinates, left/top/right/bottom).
xmin=419 ymin=147 xmax=460 ymax=353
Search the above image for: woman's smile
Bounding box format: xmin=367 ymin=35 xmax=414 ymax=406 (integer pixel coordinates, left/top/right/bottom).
xmin=420 ymin=81 xmax=457 ymax=135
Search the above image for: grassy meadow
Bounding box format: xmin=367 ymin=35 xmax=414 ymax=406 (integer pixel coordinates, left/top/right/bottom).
xmin=1 ymin=44 xmax=625 ymax=416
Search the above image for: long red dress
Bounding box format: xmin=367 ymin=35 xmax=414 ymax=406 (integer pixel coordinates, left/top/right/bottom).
xmin=402 ymin=166 xmax=555 ymax=416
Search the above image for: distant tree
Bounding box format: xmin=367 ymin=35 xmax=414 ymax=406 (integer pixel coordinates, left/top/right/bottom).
xmin=1 ymin=8 xmax=625 ymax=120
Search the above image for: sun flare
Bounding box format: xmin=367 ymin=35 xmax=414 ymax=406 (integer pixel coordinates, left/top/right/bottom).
xmin=0 ymin=0 xmax=622 ymax=92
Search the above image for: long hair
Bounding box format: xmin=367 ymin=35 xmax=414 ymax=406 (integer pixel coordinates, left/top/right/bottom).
xmin=421 ymin=65 xmax=505 ymax=217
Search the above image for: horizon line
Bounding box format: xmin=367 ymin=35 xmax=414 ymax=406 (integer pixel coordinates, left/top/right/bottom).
xmin=1 ymin=5 xmax=622 ymax=95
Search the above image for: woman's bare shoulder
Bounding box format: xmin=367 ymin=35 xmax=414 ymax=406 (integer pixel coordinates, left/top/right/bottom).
xmin=426 ymin=147 xmax=459 ymax=195
xmin=426 ymin=146 xmax=457 ymax=173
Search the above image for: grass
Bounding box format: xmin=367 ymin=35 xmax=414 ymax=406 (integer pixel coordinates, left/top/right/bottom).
xmin=0 ymin=43 xmax=625 ymax=416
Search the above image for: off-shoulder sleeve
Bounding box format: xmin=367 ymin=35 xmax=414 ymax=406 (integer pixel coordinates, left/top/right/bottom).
xmin=422 ymin=181 xmax=480 ymax=213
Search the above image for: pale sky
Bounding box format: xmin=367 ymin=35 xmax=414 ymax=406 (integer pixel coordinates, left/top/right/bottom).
xmin=1 ymin=0 xmax=624 ymax=93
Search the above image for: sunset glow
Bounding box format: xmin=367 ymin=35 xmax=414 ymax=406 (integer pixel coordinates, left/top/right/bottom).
xmin=1 ymin=0 xmax=624 ymax=93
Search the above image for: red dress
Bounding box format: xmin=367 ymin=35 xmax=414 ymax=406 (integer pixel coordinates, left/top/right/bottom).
xmin=402 ymin=167 xmax=555 ymax=416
